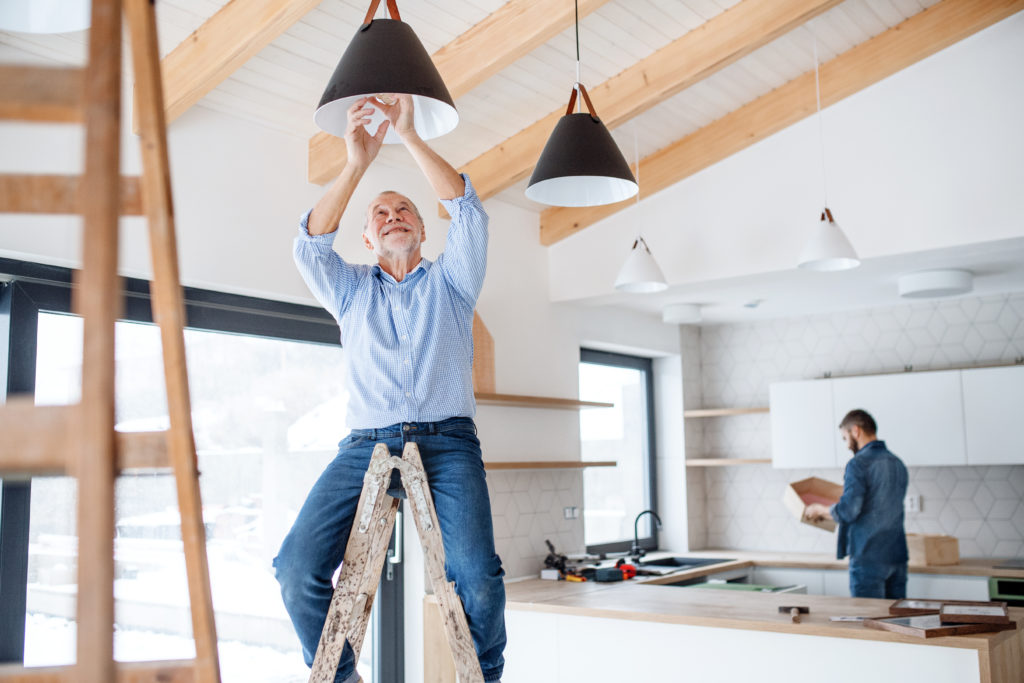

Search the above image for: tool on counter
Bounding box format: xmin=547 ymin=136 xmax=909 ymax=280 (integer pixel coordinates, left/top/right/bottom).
xmin=779 ymin=605 xmax=810 ymax=623
xmin=615 ymin=558 xmax=638 ymax=580
xmin=543 ymin=539 xmax=569 ymax=574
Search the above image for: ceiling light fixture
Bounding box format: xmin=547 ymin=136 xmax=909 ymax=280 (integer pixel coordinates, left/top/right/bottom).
xmin=0 ymin=0 xmax=90 ymax=33
xmin=314 ymin=0 xmax=457 ymax=144
xmin=662 ymin=303 xmax=701 ymax=325
xmin=614 ymin=126 xmax=666 ymax=293
xmin=525 ymin=0 xmax=637 ymax=207
xmin=898 ymin=269 xmax=973 ymax=298
xmin=797 ymin=37 xmax=860 ymax=272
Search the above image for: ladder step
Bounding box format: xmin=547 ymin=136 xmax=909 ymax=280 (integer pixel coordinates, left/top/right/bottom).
xmin=0 ymin=399 xmax=170 ymax=475
xmin=0 ymin=174 xmax=144 ymax=216
xmin=0 ymin=65 xmax=84 ymax=123
xmin=0 ymin=400 xmax=75 ymax=476
xmin=0 ymin=658 xmax=197 ymax=681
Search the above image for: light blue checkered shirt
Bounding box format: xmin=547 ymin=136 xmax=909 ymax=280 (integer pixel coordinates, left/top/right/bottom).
xmin=293 ymin=174 xmax=488 ymax=429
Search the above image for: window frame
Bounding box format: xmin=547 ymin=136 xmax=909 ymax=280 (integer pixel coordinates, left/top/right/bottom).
xmin=0 ymin=257 xmax=404 ymax=681
xmin=579 ymin=348 xmax=659 ymax=557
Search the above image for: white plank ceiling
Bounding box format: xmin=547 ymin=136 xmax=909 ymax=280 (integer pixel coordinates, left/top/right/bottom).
xmin=0 ymin=0 xmax=940 ymax=210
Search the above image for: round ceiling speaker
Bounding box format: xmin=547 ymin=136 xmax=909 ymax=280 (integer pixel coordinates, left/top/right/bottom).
xmin=898 ymin=269 xmax=973 ymax=299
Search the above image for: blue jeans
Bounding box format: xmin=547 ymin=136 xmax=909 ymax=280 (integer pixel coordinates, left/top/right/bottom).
xmin=849 ymin=560 xmax=907 ymax=599
xmin=273 ymin=417 xmax=506 ymax=682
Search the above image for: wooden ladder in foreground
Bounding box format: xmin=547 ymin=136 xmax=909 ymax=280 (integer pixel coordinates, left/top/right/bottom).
xmin=0 ymin=0 xmax=220 ymax=681
xmin=310 ymin=442 xmax=483 ymax=683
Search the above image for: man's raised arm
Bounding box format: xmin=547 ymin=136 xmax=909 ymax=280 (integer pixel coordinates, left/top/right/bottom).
xmin=382 ymin=95 xmax=465 ymax=201
xmin=307 ymin=97 xmax=391 ymax=236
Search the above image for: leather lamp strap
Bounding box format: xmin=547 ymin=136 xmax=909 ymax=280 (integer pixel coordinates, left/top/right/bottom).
xmin=565 ymin=83 xmax=600 ymax=120
xmin=363 ymin=0 xmax=401 ymax=24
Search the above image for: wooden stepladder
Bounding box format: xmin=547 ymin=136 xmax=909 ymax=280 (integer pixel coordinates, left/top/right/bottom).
xmin=0 ymin=1 xmax=220 ymax=682
xmin=311 ymin=443 xmax=483 ymax=683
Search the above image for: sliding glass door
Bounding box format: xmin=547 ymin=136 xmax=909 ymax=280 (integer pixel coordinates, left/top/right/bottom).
xmin=0 ymin=260 xmax=404 ymax=682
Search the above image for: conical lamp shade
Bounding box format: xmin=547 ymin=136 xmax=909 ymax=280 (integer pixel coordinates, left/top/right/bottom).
xmin=615 ymin=238 xmax=667 ymax=293
xmin=315 ymin=18 xmax=457 ymax=144
xmin=798 ymin=208 xmax=860 ymax=271
xmin=526 ymin=85 xmax=637 ymax=207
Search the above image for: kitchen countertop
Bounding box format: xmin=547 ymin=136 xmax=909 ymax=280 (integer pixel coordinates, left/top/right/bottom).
xmin=659 ymin=548 xmax=1024 ymax=579
xmin=503 ymin=576 xmax=1023 ymax=651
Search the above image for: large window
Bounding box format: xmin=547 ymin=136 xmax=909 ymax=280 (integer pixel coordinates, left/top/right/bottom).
xmin=578 ymin=349 xmax=657 ymax=555
xmin=0 ymin=259 xmax=403 ymax=682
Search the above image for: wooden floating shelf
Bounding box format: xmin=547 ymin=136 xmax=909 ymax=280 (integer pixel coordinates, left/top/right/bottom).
xmin=683 ymin=406 xmax=769 ymax=418
xmin=475 ymin=392 xmax=613 ymax=410
xmin=685 ymin=458 xmax=772 ymax=467
xmin=484 ymin=460 xmax=617 ymax=470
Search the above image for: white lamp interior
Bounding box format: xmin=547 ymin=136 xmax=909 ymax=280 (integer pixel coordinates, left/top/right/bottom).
xmin=526 ymin=175 xmax=638 ymax=207
xmin=798 ymin=214 xmax=860 ymax=271
xmin=314 ymin=95 xmax=459 ymax=143
xmin=614 ymin=240 xmax=667 ymax=293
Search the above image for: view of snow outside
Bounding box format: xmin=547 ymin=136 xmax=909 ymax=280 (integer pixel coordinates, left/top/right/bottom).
xmin=578 ymin=361 xmax=651 ymax=546
xmin=25 ymin=313 xmax=375 ymax=682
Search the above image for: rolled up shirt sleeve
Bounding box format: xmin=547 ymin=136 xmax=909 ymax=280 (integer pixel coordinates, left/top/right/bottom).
xmin=293 ymin=208 xmax=359 ymax=321
xmin=437 ymin=174 xmax=488 ymax=307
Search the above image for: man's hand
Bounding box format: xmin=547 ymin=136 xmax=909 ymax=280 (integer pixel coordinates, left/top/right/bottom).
xmin=804 ymin=503 xmax=833 ymax=523
xmin=345 ymin=97 xmax=389 ymax=171
xmin=377 ymin=94 xmax=418 ymax=141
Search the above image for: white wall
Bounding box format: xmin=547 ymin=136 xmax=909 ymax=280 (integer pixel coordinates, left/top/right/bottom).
xmin=547 ymin=11 xmax=1024 ymax=302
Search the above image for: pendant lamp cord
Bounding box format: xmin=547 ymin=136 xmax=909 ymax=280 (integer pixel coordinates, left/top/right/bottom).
xmin=814 ymin=35 xmax=829 ymax=209
xmin=574 ymin=0 xmax=581 ymax=113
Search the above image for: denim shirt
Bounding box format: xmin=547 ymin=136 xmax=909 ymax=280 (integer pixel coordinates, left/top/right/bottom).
xmin=830 ymin=440 xmax=909 ymax=566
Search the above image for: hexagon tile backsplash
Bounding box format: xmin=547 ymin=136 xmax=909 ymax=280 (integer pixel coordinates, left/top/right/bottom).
xmin=687 ymin=292 xmax=1024 ymax=558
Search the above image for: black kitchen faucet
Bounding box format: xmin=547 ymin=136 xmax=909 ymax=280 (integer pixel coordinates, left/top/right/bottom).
xmin=630 ymin=509 xmax=662 ymax=562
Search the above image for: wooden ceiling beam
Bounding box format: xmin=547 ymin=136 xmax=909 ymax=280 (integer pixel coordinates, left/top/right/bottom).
xmin=154 ymin=0 xmax=324 ymax=128
xmin=454 ymin=0 xmax=842 ymax=207
xmin=307 ymin=0 xmax=613 ymax=186
xmin=538 ymin=0 xmax=1024 ymax=246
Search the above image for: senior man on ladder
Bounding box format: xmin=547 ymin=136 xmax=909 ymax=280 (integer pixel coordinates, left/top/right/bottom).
xmin=274 ymin=94 xmax=506 ymax=683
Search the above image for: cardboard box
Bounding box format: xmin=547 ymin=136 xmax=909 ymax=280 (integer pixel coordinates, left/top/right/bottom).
xmin=907 ymin=533 xmax=959 ymax=566
xmin=783 ymin=477 xmax=842 ymax=532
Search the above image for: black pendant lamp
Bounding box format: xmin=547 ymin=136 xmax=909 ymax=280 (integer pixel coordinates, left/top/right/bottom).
xmin=315 ymin=0 xmax=458 ymax=144
xmin=525 ymin=0 xmax=637 ymax=207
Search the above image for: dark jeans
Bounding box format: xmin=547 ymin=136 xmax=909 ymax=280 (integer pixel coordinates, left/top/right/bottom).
xmin=849 ymin=560 xmax=907 ymax=599
xmin=273 ymin=417 xmax=506 ymax=682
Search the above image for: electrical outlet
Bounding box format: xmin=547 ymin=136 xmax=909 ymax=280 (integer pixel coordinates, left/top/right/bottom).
xmin=904 ymin=494 xmax=921 ymax=513
xmin=563 ymin=506 xmax=579 ymax=520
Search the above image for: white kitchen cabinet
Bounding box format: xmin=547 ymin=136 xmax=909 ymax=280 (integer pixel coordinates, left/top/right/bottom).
xmin=751 ymin=566 xmax=825 ymax=594
xmin=961 ymin=365 xmax=1024 ymax=465
xmin=769 ymin=380 xmax=838 ymax=468
xmin=831 ymin=370 xmax=966 ymax=467
xmin=905 ymin=574 xmax=991 ymax=601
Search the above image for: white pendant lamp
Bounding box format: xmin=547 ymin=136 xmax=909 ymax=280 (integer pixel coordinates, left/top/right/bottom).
xmin=525 ymin=0 xmax=637 ymax=206
xmin=797 ymin=37 xmax=859 ymax=272
xmin=799 ymin=208 xmax=860 ymax=271
xmin=314 ymin=0 xmax=458 ymax=144
xmin=614 ymin=128 xmax=666 ymax=293
xmin=0 ymin=0 xmax=90 ymax=33
xmin=615 ymin=237 xmax=667 ymax=293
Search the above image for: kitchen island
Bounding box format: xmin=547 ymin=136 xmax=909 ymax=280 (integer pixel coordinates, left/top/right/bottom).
xmin=424 ymin=556 xmax=1023 ymax=683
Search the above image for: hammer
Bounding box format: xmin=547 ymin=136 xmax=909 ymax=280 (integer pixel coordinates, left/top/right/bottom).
xmin=779 ymin=605 xmax=810 ymax=623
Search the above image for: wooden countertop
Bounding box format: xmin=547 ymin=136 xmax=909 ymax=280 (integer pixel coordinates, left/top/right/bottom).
xmin=504 ymin=578 xmax=1023 ymax=652
xmin=671 ymin=549 xmax=1024 ymax=579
